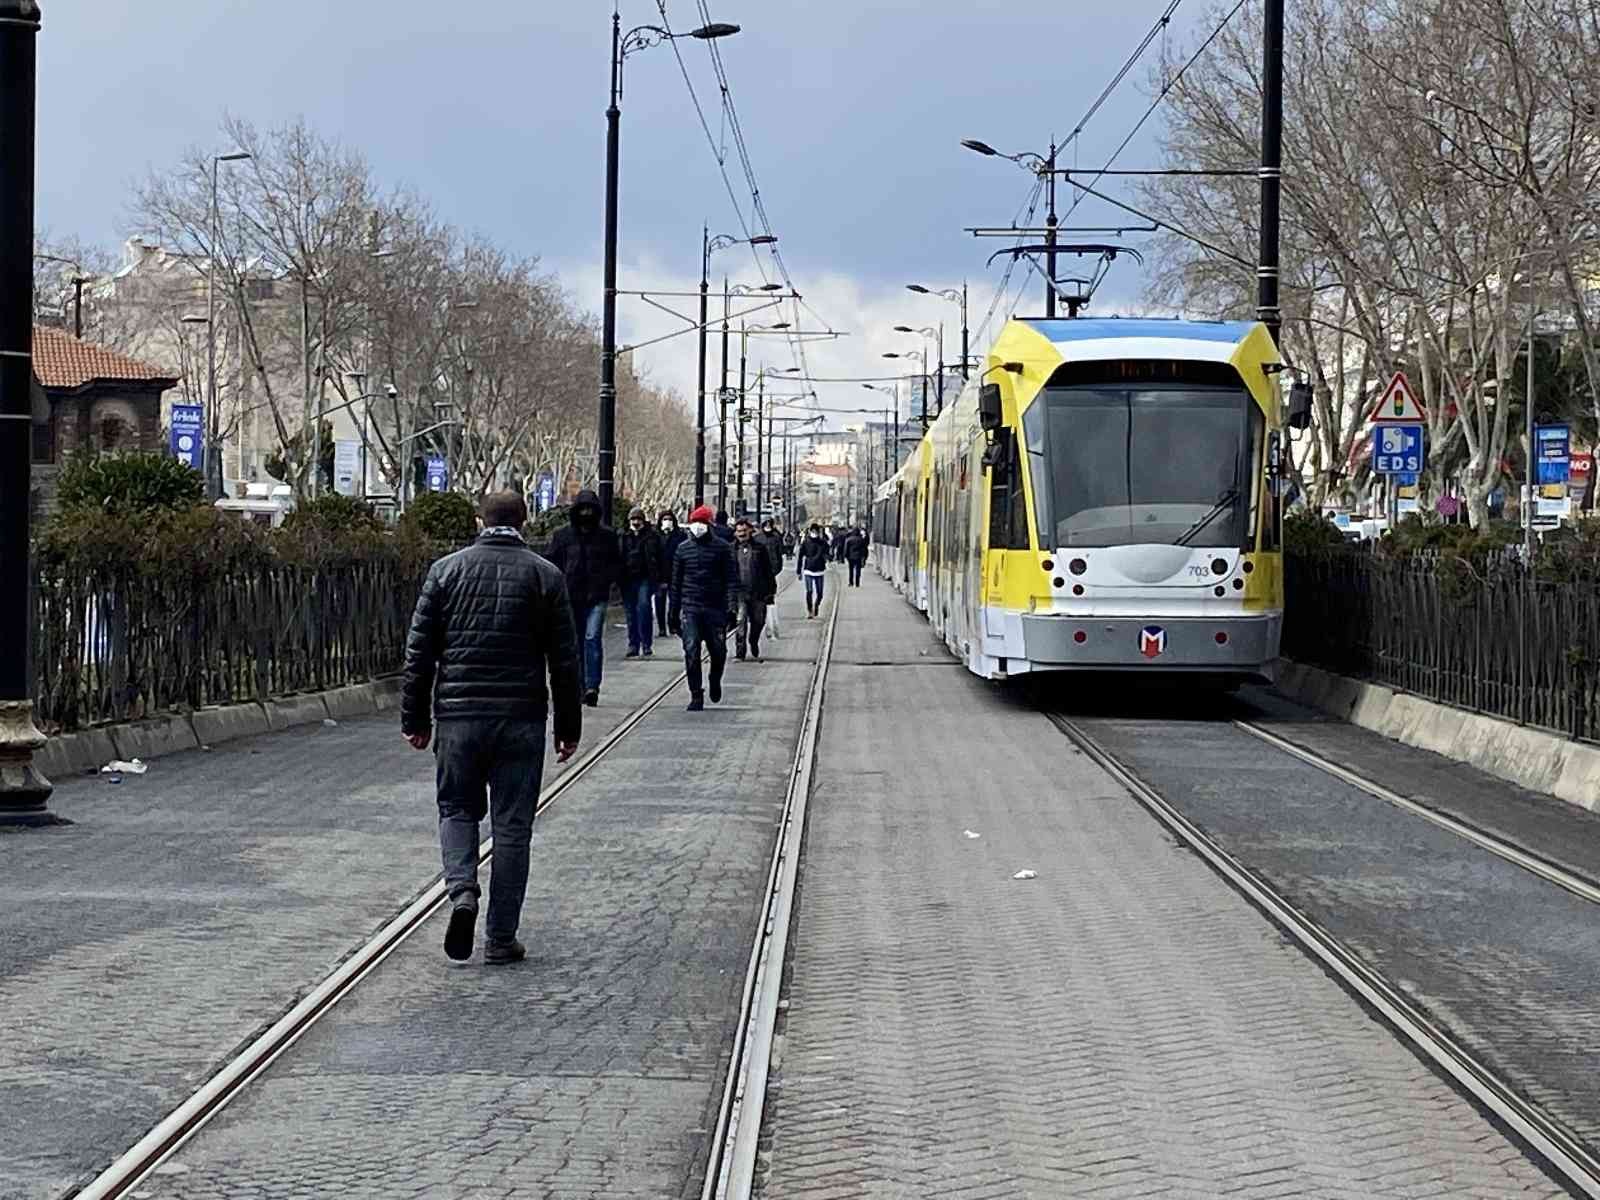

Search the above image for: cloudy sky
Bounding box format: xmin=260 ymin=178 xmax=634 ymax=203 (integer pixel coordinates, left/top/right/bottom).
xmin=35 ymin=0 xmax=1238 ymax=426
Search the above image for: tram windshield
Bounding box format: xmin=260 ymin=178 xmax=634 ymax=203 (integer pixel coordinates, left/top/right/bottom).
xmin=1022 ymin=383 xmax=1258 ymax=549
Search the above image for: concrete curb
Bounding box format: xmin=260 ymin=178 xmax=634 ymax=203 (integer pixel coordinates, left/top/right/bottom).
xmin=1275 ymin=660 xmax=1600 ymax=813
xmin=35 ymin=678 xmax=397 ymax=780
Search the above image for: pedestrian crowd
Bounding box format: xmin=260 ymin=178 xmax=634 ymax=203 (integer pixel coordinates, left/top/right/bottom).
xmin=402 ymin=488 xmax=870 ymax=962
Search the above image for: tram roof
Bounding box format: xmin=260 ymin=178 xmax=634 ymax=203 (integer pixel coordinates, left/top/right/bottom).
xmin=1015 ymin=317 xmax=1259 ymax=363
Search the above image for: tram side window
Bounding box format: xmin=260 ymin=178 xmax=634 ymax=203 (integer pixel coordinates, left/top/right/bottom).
xmin=987 ymin=433 xmax=1030 ymax=550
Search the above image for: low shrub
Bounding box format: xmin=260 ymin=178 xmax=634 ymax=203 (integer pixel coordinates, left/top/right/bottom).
xmin=55 ymin=453 xmax=204 ymax=516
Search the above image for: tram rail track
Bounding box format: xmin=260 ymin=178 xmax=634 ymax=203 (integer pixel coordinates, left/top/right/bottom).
xmin=700 ymin=587 xmax=838 ymax=1200
xmin=1232 ymin=716 xmax=1600 ymax=906
xmin=72 ymin=582 xmax=809 ymax=1200
xmin=1049 ymin=710 xmax=1600 ymax=1200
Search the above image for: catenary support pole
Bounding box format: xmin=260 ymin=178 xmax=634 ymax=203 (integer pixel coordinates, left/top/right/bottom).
xmin=1044 ymin=142 xmax=1058 ymax=319
xmin=0 ymin=0 xmax=53 ymax=825
xmin=597 ymin=10 xmax=622 ymax=518
xmin=1257 ymin=0 xmax=1283 ymax=345
xmin=695 ymin=226 xmax=709 ymax=508
xmin=718 ymin=279 xmax=729 ymax=513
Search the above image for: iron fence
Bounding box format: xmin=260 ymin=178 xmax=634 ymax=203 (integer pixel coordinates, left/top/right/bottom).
xmin=32 ymin=557 xmax=430 ymax=733
xmin=1285 ymin=549 xmax=1600 ymax=743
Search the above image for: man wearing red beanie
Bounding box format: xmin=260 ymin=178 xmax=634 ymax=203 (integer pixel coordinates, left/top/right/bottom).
xmin=669 ymin=504 xmax=735 ymax=711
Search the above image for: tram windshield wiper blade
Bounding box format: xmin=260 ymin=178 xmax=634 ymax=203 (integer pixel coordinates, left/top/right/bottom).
xmin=1174 ymin=488 xmax=1240 ymax=547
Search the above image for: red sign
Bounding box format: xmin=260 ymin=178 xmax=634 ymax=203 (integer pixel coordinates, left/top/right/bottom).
xmin=1572 ymin=453 xmax=1593 ymax=478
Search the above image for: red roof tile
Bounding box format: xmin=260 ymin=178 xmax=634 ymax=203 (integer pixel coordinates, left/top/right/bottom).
xmin=31 ymin=326 xmax=178 ymax=391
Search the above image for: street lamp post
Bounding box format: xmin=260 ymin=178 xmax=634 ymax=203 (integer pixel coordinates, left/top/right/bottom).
xmin=963 ymin=138 xmax=1058 ymax=316
xmin=864 ymin=383 xmax=900 ymax=472
xmin=908 ymin=283 xmax=969 ymax=379
xmin=895 ymin=324 xmax=945 ymax=414
xmin=0 ymin=0 xmax=52 ymax=824
xmin=883 ymin=347 xmax=930 ymax=431
xmin=204 ymin=150 xmax=250 ymax=500
xmin=600 ymin=14 xmax=740 ymax=519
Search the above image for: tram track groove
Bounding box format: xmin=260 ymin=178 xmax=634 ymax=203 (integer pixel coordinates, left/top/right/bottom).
xmin=73 ymin=579 xmax=804 ymax=1200
xmin=1232 ymin=717 xmax=1600 ymax=906
xmin=1049 ymin=710 xmax=1600 ymax=1200
xmin=701 ymin=587 xmax=840 ymax=1200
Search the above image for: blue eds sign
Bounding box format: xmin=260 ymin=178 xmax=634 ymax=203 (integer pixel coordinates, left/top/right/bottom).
xmin=170 ymin=404 xmax=204 ymax=471
xmin=1372 ymin=423 xmax=1424 ymax=475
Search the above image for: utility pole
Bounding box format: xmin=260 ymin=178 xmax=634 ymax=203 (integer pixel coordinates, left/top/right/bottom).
xmin=0 ymin=0 xmax=52 ymax=825
xmin=1257 ymin=0 xmax=1283 ymax=345
xmin=695 ymin=225 xmax=710 ymax=507
xmin=1045 ymin=141 xmax=1058 ymax=319
xmin=718 ymin=280 xmax=730 ymax=513
xmin=598 ymin=10 xmax=623 ymax=518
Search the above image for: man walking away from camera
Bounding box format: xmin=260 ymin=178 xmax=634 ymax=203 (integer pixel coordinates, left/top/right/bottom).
xmin=844 ymin=525 xmax=868 ymax=587
xmin=732 ymin=517 xmax=778 ymax=661
xmin=670 ymin=504 xmax=734 ymax=711
xmin=402 ymin=491 xmax=582 ymax=965
xmin=654 ymin=511 xmax=686 ymax=637
xmin=544 ymin=489 xmax=621 ymax=706
xmin=620 ymin=507 xmax=664 ymax=658
xmin=797 ymin=523 xmax=831 ymax=618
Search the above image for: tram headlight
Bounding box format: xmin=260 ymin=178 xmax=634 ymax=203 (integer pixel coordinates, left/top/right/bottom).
xmin=1210 ymin=557 xmax=1228 ymax=575
xmin=1069 ymin=558 xmax=1087 ymax=576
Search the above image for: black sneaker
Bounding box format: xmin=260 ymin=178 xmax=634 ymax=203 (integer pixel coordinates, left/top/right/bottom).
xmin=584 ymin=689 xmax=599 ymax=707
xmin=709 ymin=678 xmax=722 ymax=704
xmin=625 ymin=648 xmax=640 ymax=659
xmin=643 ymin=647 xmax=653 ymax=657
xmin=686 ymin=696 xmax=705 ymax=712
xmin=751 ymin=646 xmax=762 ymax=661
xmin=444 ymin=893 xmax=478 ymax=962
xmin=736 ymin=652 xmax=746 ymax=662
xmin=483 ymin=939 xmax=526 ymax=966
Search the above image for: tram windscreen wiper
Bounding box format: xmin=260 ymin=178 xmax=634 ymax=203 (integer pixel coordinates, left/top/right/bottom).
xmin=1174 ymin=487 xmax=1240 ymax=547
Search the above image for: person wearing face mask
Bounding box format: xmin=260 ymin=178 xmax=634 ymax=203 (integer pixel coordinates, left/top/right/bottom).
xmin=669 ymin=504 xmax=735 ymax=711
xmin=543 ymin=489 xmax=622 ymax=707
xmin=796 ymin=523 xmax=831 ymax=618
xmin=654 ymin=511 xmax=687 ymax=638
xmin=731 ymin=518 xmax=778 ymax=662
xmin=620 ymin=507 xmax=665 ymax=658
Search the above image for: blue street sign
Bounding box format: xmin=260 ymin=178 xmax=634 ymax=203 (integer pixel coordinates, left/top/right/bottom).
xmin=1372 ymin=423 xmax=1424 ymax=475
xmin=534 ymin=470 xmax=556 ymax=513
xmin=425 ymin=455 xmax=448 ymax=493
xmin=1535 ymin=424 xmax=1570 ymax=485
xmin=169 ymin=404 xmax=204 ymax=471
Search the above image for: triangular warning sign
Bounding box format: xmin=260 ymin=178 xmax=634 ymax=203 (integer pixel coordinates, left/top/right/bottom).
xmin=1369 ymin=371 xmax=1426 ymax=422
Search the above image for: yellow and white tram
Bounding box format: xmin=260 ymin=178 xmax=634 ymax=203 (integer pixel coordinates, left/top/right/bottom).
xmin=871 ymin=316 xmax=1289 ymax=683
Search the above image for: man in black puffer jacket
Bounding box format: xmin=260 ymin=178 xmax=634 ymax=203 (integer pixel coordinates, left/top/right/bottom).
xmin=669 ymin=504 xmax=734 ymax=712
xmin=544 ymin=489 xmax=622 ymax=707
xmin=402 ymin=491 xmax=582 ymax=966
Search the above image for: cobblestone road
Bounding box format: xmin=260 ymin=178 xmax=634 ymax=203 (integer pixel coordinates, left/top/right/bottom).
xmin=757 ymin=575 xmax=1567 ymax=1199
xmin=0 ymin=616 xmax=673 ymax=1200
xmin=1078 ymin=698 xmax=1600 ymax=1157
xmin=131 ymin=580 xmax=823 ymax=1200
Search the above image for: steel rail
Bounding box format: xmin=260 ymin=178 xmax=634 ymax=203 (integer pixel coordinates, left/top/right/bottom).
xmin=1233 ymin=719 xmax=1600 ymax=907
xmin=1049 ymin=712 xmax=1600 ymax=1200
xmin=701 ymin=585 xmax=840 ymax=1200
xmin=72 ymin=583 xmax=802 ymax=1200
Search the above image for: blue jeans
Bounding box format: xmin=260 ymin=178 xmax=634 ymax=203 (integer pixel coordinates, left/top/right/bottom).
xmin=580 ymin=601 xmax=607 ymax=691
xmin=803 ymin=572 xmax=825 ymax=608
xmin=434 ymin=718 xmax=547 ymax=945
xmin=624 ymin=580 xmax=654 ymax=652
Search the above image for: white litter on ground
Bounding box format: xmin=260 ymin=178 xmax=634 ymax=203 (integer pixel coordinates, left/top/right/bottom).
xmin=963 ymin=830 xmax=981 ymax=839
xmin=1011 ymin=869 xmax=1037 ymax=880
xmin=100 ymin=759 xmax=148 ymax=775
xmin=322 ymin=718 xmax=339 ymax=727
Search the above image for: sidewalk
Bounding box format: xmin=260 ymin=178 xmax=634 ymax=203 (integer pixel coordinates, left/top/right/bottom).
xmin=122 ymin=577 xmax=825 ymax=1199
xmin=757 ymin=574 xmax=1568 ymax=1198
xmin=0 ymin=612 xmax=684 ymax=1200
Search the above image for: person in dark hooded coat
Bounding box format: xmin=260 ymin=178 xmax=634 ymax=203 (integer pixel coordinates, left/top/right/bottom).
xmin=544 ymin=489 xmax=622 ymax=706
